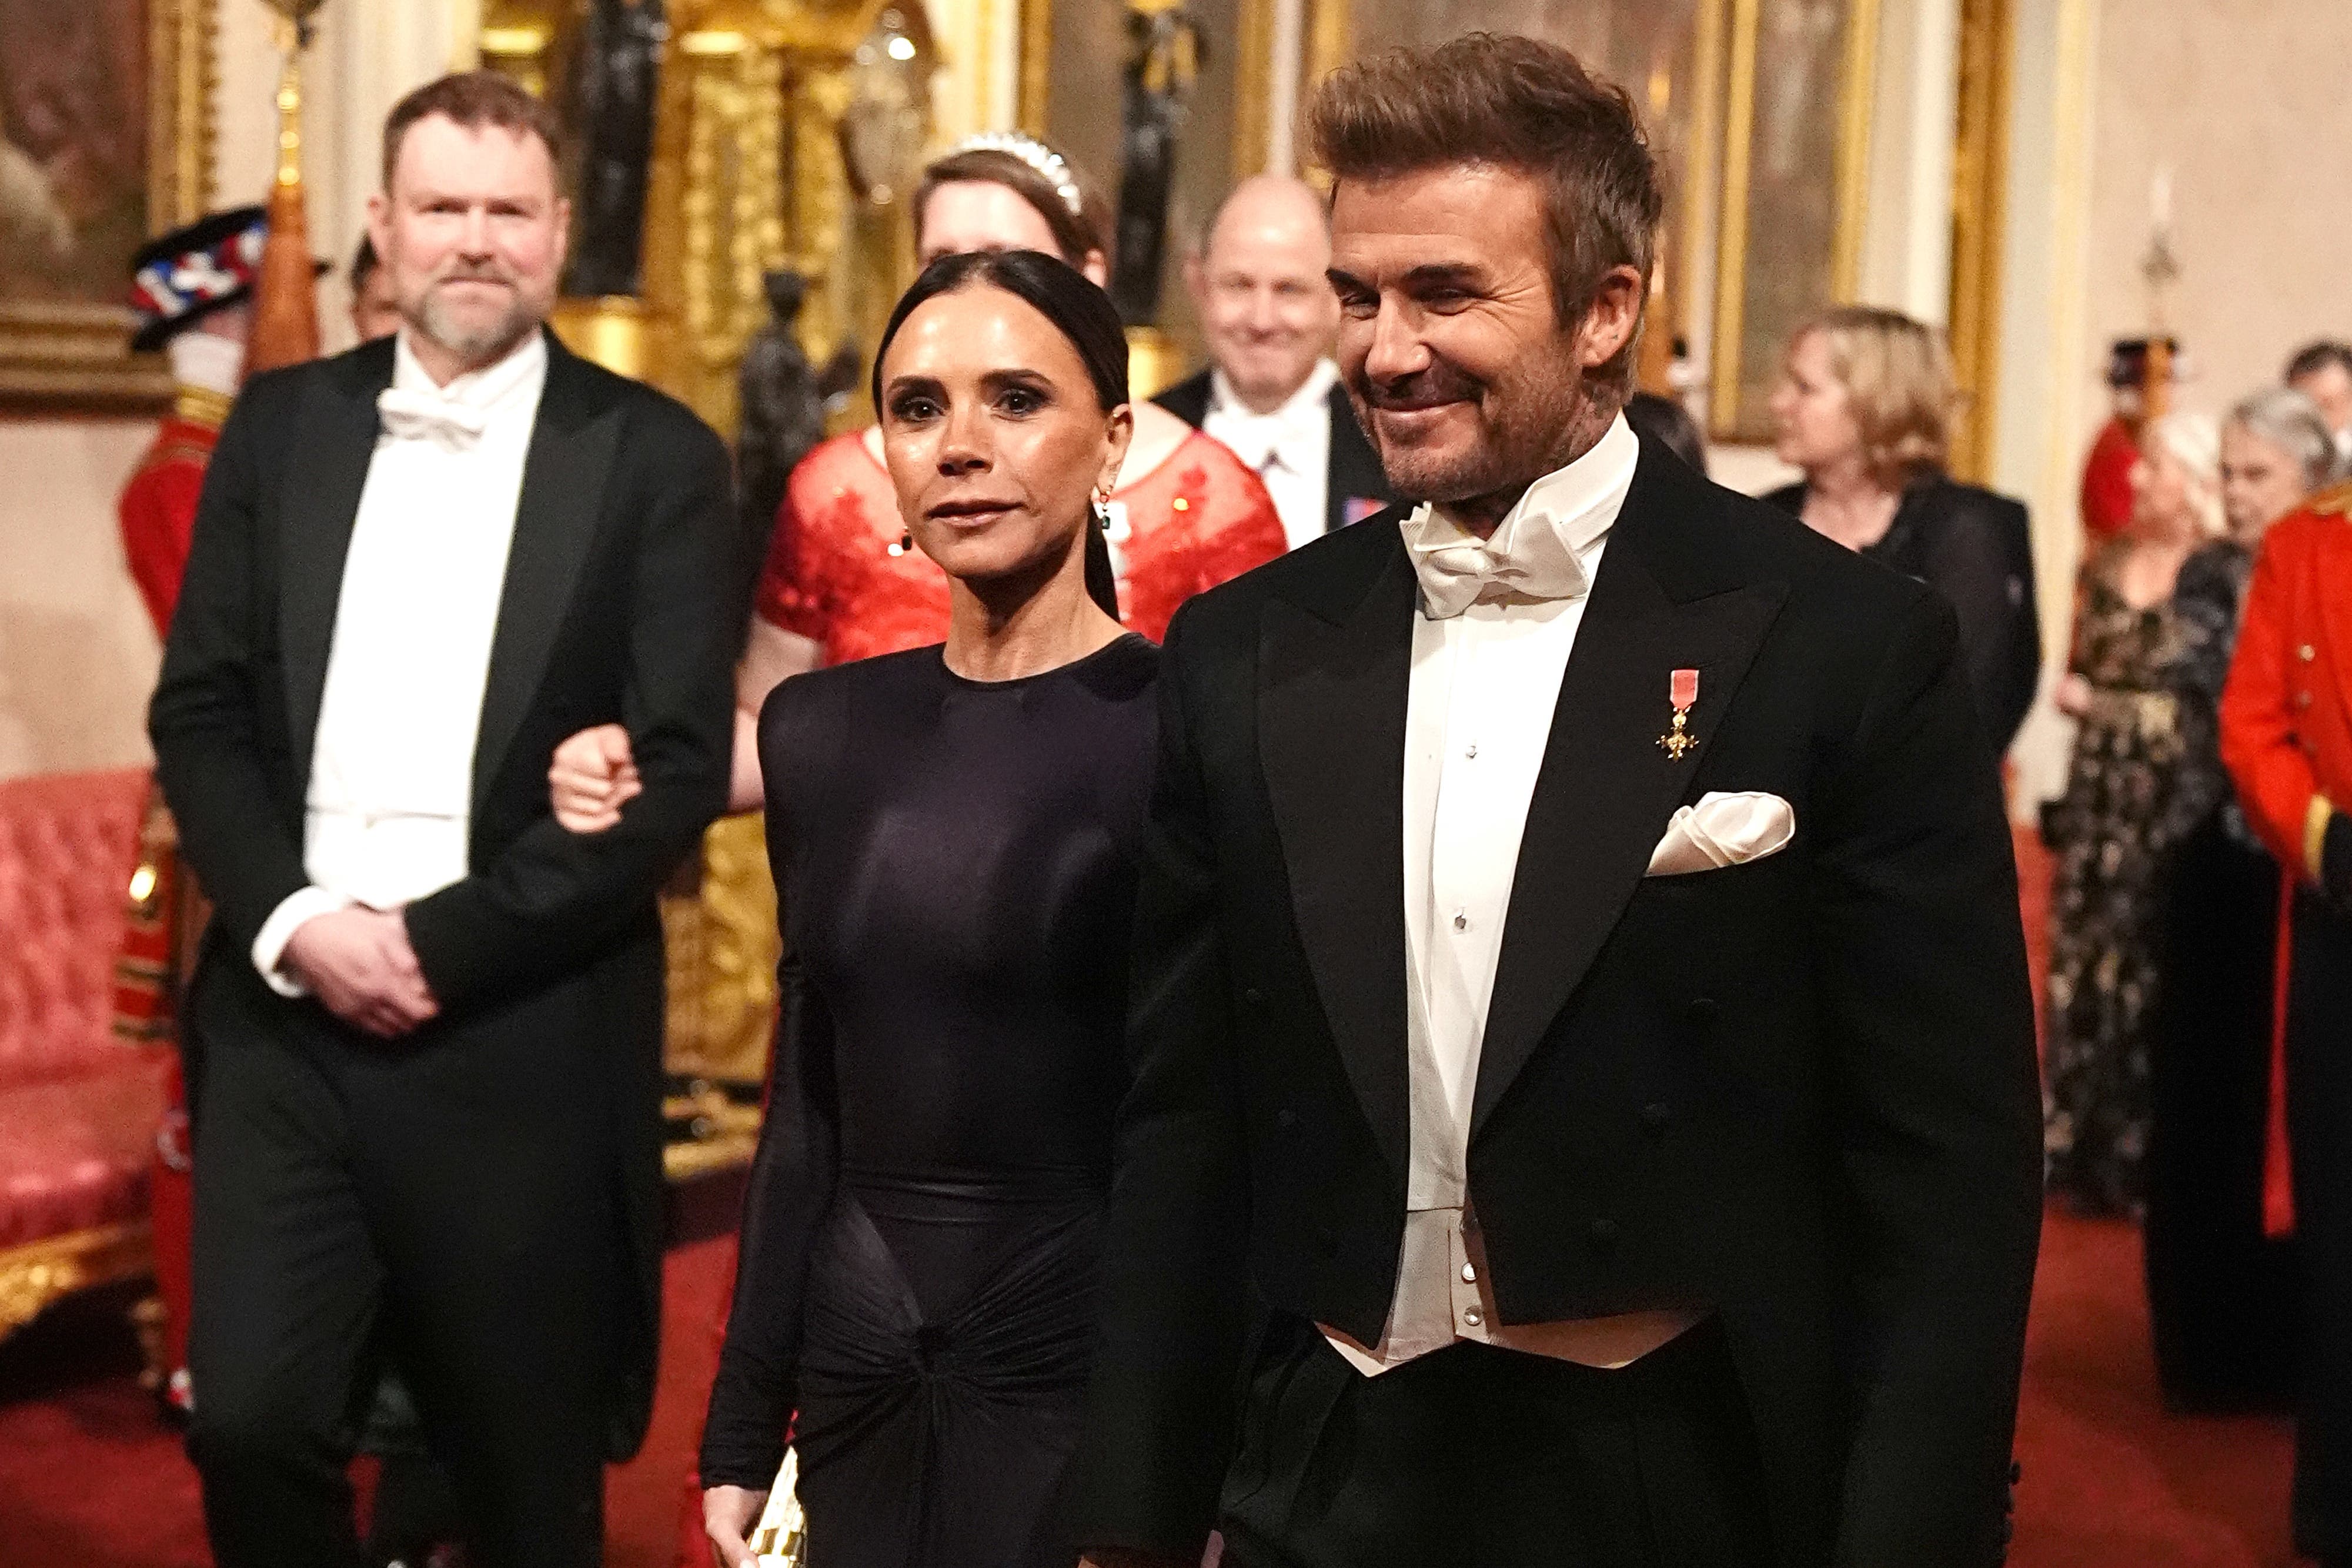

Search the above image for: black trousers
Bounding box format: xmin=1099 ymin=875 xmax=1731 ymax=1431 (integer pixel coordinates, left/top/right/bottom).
xmin=1218 ymin=1316 xmax=1769 ymax=1568
xmin=184 ymin=967 xmax=627 ymax=1568
xmin=2290 ymin=892 xmax=2352 ymax=1559
xmin=2146 ymin=814 xmax=2297 ymax=1410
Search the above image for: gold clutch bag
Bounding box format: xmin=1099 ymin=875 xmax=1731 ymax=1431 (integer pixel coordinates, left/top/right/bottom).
xmin=749 ymin=1447 xmax=807 ymax=1566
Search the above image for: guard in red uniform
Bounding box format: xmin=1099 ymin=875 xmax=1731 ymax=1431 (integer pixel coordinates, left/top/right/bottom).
xmin=2220 ymin=477 xmax=2352 ymax=1567
xmin=112 ymin=208 xmax=266 ymax=1415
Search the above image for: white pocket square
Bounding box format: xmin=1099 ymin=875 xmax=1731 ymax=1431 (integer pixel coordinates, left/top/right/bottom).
xmin=1645 ymin=791 xmax=1796 ymax=876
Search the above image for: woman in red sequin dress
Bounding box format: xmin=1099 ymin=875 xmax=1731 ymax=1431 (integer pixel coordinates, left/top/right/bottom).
xmin=550 ymin=133 xmax=1284 ymax=824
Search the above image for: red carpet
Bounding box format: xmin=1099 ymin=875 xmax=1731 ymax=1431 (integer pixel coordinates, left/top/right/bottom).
xmin=0 ymin=835 xmax=2307 ymax=1564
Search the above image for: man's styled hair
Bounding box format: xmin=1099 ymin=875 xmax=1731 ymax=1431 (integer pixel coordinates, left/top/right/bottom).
xmin=381 ymin=71 xmax=566 ymax=192
xmin=1796 ymin=305 xmax=1957 ymax=488
xmin=2286 ymin=340 xmax=2352 ymax=386
xmin=1307 ymin=32 xmax=1663 ymax=392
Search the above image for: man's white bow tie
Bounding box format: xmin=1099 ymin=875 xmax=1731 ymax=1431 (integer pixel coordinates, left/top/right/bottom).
xmin=1405 ymin=509 xmax=1589 ymax=620
xmin=377 ymin=386 xmax=490 ymax=449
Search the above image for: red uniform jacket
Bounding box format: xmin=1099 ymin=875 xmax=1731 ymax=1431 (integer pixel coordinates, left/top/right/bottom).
xmin=114 ymin=391 xmax=224 ymax=1407
xmin=2219 ymin=480 xmax=2352 ymax=1235
xmin=2080 ymin=415 xmax=2138 ymax=544
xmin=2222 ymin=483 xmax=2352 ymax=877
xmin=118 ymin=400 xmax=225 ymax=636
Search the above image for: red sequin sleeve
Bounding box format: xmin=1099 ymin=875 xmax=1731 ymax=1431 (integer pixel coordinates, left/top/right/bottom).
xmin=1117 ymin=432 xmax=1288 ymax=643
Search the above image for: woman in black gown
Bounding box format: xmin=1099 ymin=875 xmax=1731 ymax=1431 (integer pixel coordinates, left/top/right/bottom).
xmin=699 ymin=250 xmax=1157 ymax=1568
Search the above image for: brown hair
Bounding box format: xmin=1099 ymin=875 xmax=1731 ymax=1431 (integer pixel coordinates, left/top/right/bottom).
xmin=912 ymin=146 xmax=1113 ymax=272
xmin=1308 ymin=32 xmax=1662 ymax=392
xmin=1794 ymin=306 xmax=1956 ymax=487
xmin=381 ymin=71 xmax=565 ymax=193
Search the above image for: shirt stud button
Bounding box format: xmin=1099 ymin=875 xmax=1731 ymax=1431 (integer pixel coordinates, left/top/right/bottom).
xmin=1462 ymin=1309 xmax=1482 ymax=1327
xmin=1461 ymin=1262 xmax=1477 ymax=1283
xmin=1452 ymin=911 xmax=1468 ymax=931
xmin=1465 ymin=743 xmax=1478 ymax=758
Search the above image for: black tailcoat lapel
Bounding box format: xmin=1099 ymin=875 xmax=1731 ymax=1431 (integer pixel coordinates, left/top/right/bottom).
xmin=472 ymin=334 xmax=620 ymax=820
xmin=1258 ymin=530 xmax=1418 ymax=1178
xmin=280 ymin=337 xmax=398 ymax=775
xmin=1471 ymin=459 xmax=1788 ymax=1135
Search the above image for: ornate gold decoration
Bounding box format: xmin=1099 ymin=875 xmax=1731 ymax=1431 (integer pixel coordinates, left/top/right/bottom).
xmin=479 ymin=18 xmax=559 ymax=100
xmin=1828 ymin=0 xmax=1881 ymax=303
xmin=1946 ymin=0 xmax=2013 ymax=482
xmin=0 ymin=1222 xmax=153 ymax=1340
xmin=0 ymin=0 xmax=218 ymax=412
xmin=1707 ymin=0 xmax=1763 ymax=435
xmin=1232 ymin=0 xmax=1277 ymax=178
xmin=660 ymin=811 xmax=782 ymax=1088
xmin=1018 ymin=0 xmax=1054 ymax=136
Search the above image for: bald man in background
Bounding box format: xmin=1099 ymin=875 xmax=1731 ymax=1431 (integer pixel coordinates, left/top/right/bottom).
xmin=1160 ymin=175 xmax=1394 ymax=547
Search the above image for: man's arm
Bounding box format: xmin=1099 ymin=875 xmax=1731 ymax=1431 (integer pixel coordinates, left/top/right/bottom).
xmin=148 ymin=382 xmax=313 ymax=951
xmin=1812 ymin=592 xmax=2044 ymax=1566
xmin=403 ymin=412 xmax=745 ymax=1014
xmin=1073 ymin=604 xmax=1253 ymax=1563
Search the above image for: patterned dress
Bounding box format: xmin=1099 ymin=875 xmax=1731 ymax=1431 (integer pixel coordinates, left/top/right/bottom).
xmin=2043 ymin=545 xmax=2236 ymax=1214
xmin=754 ymin=428 xmax=1287 ymax=663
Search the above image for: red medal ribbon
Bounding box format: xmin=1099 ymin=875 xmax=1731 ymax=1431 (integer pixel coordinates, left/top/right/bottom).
xmin=1670 ymin=667 xmax=1699 ymax=711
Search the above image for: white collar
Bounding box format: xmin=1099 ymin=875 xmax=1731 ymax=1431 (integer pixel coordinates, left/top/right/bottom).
xmin=1208 ymin=357 xmax=1338 ymax=437
xmin=392 ymin=327 xmax=548 ymax=416
xmin=1400 ymin=413 xmax=1641 ymax=612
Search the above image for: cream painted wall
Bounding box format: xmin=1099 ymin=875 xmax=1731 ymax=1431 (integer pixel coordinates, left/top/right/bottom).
xmin=0 ymin=422 xmax=163 ymax=778
xmin=2082 ymin=0 xmax=2352 ymax=425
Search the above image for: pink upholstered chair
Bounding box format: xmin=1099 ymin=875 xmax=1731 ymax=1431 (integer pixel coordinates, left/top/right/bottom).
xmin=0 ymin=768 xmax=169 ymax=1336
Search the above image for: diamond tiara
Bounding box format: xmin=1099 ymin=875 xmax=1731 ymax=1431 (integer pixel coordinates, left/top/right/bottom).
xmin=939 ymin=132 xmax=1085 ymax=220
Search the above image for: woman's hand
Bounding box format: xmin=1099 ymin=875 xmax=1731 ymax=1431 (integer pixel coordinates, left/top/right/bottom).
xmin=2054 ymin=673 xmax=2094 ymax=718
xmin=549 ymin=723 xmax=642 ymax=833
xmin=703 ymin=1484 xmax=770 ymax=1568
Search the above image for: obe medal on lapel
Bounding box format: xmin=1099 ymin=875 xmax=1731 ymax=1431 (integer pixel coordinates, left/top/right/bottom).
xmin=1658 ymin=667 xmax=1699 ymax=760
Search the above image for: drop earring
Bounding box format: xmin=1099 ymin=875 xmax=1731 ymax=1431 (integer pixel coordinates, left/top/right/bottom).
xmin=889 ymin=528 xmax=911 ymax=557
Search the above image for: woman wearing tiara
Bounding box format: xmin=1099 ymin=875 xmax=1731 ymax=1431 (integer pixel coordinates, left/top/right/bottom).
xmin=547 ymin=132 xmax=1282 ymax=827
xmin=698 ymin=250 xmax=1158 ymax=1568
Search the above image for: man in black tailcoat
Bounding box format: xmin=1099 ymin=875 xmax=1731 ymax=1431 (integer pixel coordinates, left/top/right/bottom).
xmin=1077 ymin=34 xmax=2041 ymax=1568
xmin=151 ymin=71 xmax=744 ymax=1567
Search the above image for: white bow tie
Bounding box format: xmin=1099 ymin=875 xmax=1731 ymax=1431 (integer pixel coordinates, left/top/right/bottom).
xmin=1403 ymin=505 xmax=1590 ymax=620
xmin=378 ymin=386 xmax=491 ymax=449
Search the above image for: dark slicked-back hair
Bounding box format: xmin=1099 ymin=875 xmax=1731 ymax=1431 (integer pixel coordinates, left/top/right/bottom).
xmin=871 ymin=249 xmax=1130 ymax=618
xmin=1308 ymin=32 xmax=1663 ymax=393
xmin=382 ymin=71 xmax=566 ymax=193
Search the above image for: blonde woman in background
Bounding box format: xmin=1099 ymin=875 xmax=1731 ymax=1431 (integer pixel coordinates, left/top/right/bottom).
xmin=1766 ymin=305 xmax=2041 ymax=753
xmin=2043 ymin=412 xmax=2231 ymax=1217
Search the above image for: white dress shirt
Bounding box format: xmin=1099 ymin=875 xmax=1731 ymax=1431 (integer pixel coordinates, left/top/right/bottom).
xmin=1202 ymin=358 xmax=1337 ymax=552
xmin=1321 ymin=413 xmax=1700 ymax=1376
xmin=250 ymin=329 xmax=548 ymax=995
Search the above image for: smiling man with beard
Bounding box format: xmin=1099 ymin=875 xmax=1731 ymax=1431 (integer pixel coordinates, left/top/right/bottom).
xmin=1075 ymin=32 xmax=2041 ymax=1568
xmin=149 ymin=71 xmax=746 ymax=1567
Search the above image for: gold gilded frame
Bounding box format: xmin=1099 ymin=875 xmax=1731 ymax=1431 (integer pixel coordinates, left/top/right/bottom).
xmin=0 ymin=1221 xmax=153 ymax=1343
xmin=1946 ymin=0 xmax=2012 ymax=483
xmin=1708 ymin=0 xmax=1879 ymax=440
xmin=0 ymin=0 xmax=218 ymax=412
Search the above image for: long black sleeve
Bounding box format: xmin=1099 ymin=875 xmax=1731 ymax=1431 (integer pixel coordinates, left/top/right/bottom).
xmin=403 ymin=411 xmax=741 ymax=1012
xmin=1813 ymin=592 xmax=2044 ymax=1566
xmin=1071 ymin=605 xmax=1254 ymax=1560
xmin=700 ymin=935 xmax=841 ymax=1490
xmin=1913 ymin=489 xmax=2040 ymax=754
xmin=148 ymin=373 xmax=313 ymax=949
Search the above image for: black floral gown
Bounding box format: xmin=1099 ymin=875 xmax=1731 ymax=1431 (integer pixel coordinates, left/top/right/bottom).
xmin=2043 ymin=546 xmax=2236 ymax=1215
